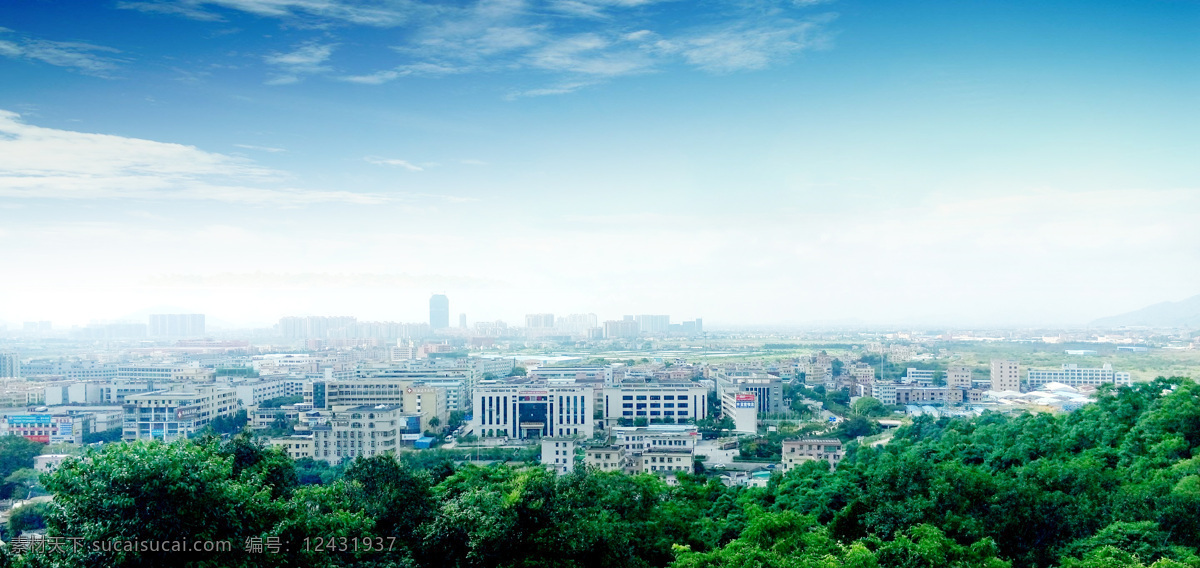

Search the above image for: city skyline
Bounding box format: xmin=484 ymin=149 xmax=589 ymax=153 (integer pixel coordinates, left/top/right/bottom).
xmin=2 ymin=0 xmax=1199 ymax=328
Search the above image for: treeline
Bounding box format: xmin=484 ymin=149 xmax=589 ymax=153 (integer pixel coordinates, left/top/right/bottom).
xmin=1 ymin=378 xmax=1198 ymax=568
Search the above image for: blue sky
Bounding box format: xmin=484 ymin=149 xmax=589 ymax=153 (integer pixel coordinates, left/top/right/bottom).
xmin=1 ymin=0 xmax=1198 ymax=329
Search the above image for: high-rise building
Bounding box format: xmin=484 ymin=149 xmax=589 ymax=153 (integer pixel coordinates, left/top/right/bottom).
xmin=459 ymin=313 xmax=467 ymax=328
xmin=556 ymin=314 xmax=598 ymax=333
xmin=0 ymin=352 xmax=19 ymax=379
xmin=525 ymin=314 xmax=555 ymax=328
xmin=148 ymin=314 xmax=205 ymax=338
xmin=990 ymin=360 xmax=1020 ymax=392
xmin=634 ymin=315 xmax=670 ymax=334
xmin=603 ymin=320 xmax=639 ymax=339
xmin=429 ymin=295 xmax=449 ymax=330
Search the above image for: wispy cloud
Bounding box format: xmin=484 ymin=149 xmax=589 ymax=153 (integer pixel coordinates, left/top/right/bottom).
xmin=365 ymin=156 xmax=424 ymax=171
xmin=263 ymin=42 xmax=335 ymax=84
xmin=234 ymin=143 xmax=286 ymax=152
xmin=0 ymin=30 xmax=123 ymax=77
xmin=119 ymin=0 xmax=417 ymax=27
xmin=122 ymin=0 xmax=838 ymax=94
xmin=0 ymin=109 xmax=404 ymax=205
xmin=652 ymin=19 xmax=829 ymax=72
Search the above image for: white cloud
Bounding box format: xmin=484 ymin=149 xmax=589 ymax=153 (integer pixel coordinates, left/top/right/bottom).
xmin=119 ymin=0 xmax=417 ymax=26
xmin=234 ymin=143 xmax=286 ymax=152
xmin=653 ymin=20 xmax=827 ymax=72
xmin=263 ymin=42 xmax=335 ymax=83
xmin=0 ymin=31 xmax=123 ymax=76
xmin=115 ymin=0 xmax=838 ymax=95
xmin=365 ymin=156 xmax=424 ymax=171
xmin=0 ymin=110 xmax=397 ymax=204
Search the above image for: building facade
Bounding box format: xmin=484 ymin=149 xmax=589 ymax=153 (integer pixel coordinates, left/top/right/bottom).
xmin=602 ymin=383 xmax=709 ymax=425
xmin=469 ymin=381 xmax=594 ymax=440
xmin=541 ymin=438 xmax=577 ymax=474
xmin=1027 ymin=364 xmax=1131 ymax=388
xmin=781 ymin=438 xmax=845 ymax=471
xmin=122 ymin=386 xmax=239 ymax=441
xmin=990 ymin=360 xmax=1021 ymax=392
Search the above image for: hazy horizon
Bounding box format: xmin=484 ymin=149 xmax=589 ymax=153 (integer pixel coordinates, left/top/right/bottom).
xmin=2 ymin=0 xmax=1198 ymax=329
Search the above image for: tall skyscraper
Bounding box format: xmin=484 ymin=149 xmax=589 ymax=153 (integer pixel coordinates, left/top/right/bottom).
xmin=429 ymin=294 xmax=450 ymax=330
xmin=459 ymin=313 xmax=467 ymax=329
xmin=148 ymin=314 xmax=205 ymax=338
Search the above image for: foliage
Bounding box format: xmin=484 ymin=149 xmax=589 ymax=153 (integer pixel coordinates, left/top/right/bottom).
xmin=82 ymin=427 xmax=123 ymax=444
xmin=207 ymin=409 xmax=250 ymax=434
xmin=849 ymin=397 xmax=889 ymax=418
xmin=7 ymin=502 xmax=53 ymax=536
xmin=4 ymin=468 xmax=41 ymax=499
xmin=260 ymin=395 xmax=303 ymax=408
xmin=0 ymin=436 xmax=44 ymax=480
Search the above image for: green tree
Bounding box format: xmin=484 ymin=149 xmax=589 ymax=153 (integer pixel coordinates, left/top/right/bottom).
xmin=0 ymin=435 xmax=44 ymax=479
xmin=4 ymin=468 xmax=41 ymax=499
xmin=83 ymin=427 xmax=123 ymax=444
xmin=850 ymin=397 xmax=887 ymax=418
xmin=7 ymin=501 xmax=53 ymax=536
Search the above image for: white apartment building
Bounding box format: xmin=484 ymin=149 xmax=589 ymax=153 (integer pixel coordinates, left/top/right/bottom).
xmin=268 ymin=436 xmax=314 ymax=460
xmin=44 ymin=382 xmax=104 ymax=405
xmin=584 ymin=446 xmax=626 ymax=472
xmin=871 ymin=382 xmax=898 ymax=405
xmin=233 ymin=379 xmax=288 ymax=406
xmin=469 ymin=380 xmax=594 ymax=440
xmin=308 ymin=405 xmax=422 ymax=464
xmin=903 ymin=368 xmax=935 ymax=384
xmin=610 ymin=425 xmax=698 ymax=454
xmin=946 ymin=366 xmax=973 ymax=389
xmin=122 ymin=385 xmax=239 ymax=441
xmin=602 ymin=383 xmax=709 ymax=425
xmin=849 ymin=363 xmax=875 ymax=384
xmin=541 ymin=438 xmax=577 ymax=474
xmin=720 ymin=391 xmax=757 ymax=434
xmin=990 ymin=360 xmax=1021 ymax=392
xmin=116 ymin=365 xmax=194 ymax=381
xmin=782 ymin=438 xmax=845 ymax=471
xmin=1027 ymin=363 xmax=1131 ymax=388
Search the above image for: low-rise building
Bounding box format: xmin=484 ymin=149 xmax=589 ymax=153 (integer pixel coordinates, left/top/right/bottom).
xmin=602 ymin=382 xmax=709 ymax=426
xmin=122 ymin=385 xmax=239 ymax=441
xmin=584 ymin=446 xmax=626 ymax=472
xmin=267 ymin=435 xmax=314 ymax=460
xmin=308 ymin=405 xmax=422 ymax=464
xmin=781 ymin=438 xmax=844 ymax=471
xmin=635 ymin=449 xmax=693 ymax=475
xmin=469 ymin=380 xmax=594 ymax=440
xmin=720 ymin=392 xmax=757 ymax=434
xmin=871 ymin=382 xmax=898 ymax=405
xmin=1 ymin=413 xmax=90 ymax=444
xmin=895 ymin=386 xmax=964 ymax=405
xmin=34 ymin=454 xmax=72 ymax=473
xmin=541 ymin=438 xmax=577 ymax=474
xmin=1027 ymin=364 xmax=1131 ymax=388
xmin=946 ymin=366 xmax=973 ymax=389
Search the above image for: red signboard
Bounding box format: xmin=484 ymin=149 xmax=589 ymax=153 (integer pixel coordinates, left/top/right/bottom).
xmin=736 ymin=394 xmax=755 ymax=401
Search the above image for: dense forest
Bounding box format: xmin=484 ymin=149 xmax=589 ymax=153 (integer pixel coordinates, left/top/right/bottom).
xmin=2 ymin=377 xmax=1198 ymax=568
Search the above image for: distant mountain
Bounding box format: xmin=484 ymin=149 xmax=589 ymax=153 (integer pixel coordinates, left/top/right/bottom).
xmin=1091 ymin=294 xmax=1200 ymax=328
